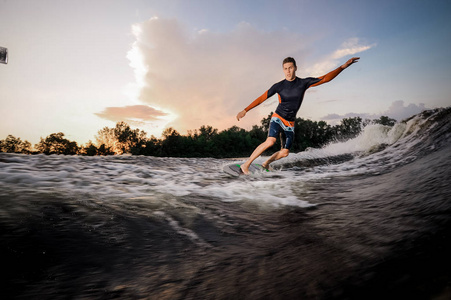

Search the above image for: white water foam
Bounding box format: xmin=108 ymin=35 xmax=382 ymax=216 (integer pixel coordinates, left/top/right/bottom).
xmin=2 ymin=109 xmax=446 ymax=210
xmin=198 ymin=176 xmax=316 ymax=208
xmin=277 ymin=123 xmax=407 ymax=165
xmin=0 ymin=153 xmax=317 ymax=209
xmin=258 ymin=119 xmax=427 ymax=184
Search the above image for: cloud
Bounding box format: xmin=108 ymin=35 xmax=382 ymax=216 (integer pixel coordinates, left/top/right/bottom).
xmin=126 ymin=18 xmax=320 ymax=133
xmin=125 ymin=17 xmax=376 ymax=134
xmin=322 ymin=112 xmax=364 ymax=120
xmin=383 ymin=100 xmax=429 ymax=121
xmin=322 ymin=100 xmax=429 ymax=123
xmin=95 ymin=105 xmax=168 ymax=127
xmin=306 ymin=38 xmax=375 ymax=75
xmin=331 ymin=38 xmax=373 ymax=60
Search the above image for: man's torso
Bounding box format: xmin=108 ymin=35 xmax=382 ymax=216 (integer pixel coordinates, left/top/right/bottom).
xmin=269 ymin=77 xmax=320 ymax=121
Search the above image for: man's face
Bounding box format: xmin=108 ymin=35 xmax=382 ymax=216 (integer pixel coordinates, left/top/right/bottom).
xmin=283 ymin=62 xmax=297 ymax=81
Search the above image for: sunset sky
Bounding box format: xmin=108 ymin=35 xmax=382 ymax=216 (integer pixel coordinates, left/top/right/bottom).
xmin=1 ymin=0 xmax=450 ymax=145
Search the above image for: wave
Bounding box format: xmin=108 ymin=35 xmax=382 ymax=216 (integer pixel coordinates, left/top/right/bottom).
xmin=276 ymin=107 xmax=451 ymax=170
xmin=0 ymin=107 xmax=449 ymax=210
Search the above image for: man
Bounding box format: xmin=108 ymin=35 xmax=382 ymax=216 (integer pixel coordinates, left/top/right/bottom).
xmin=236 ymin=56 xmax=360 ymax=174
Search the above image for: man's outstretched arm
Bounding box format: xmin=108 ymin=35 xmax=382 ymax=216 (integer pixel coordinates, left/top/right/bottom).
xmin=310 ymin=57 xmax=360 ymax=87
xmin=236 ymin=90 xmax=269 ymax=121
xmin=237 ymin=87 xmax=276 ymax=121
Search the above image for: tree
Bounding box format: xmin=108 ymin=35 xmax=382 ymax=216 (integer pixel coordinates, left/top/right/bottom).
xmin=142 ymin=136 xmax=161 ymax=156
xmin=0 ymin=135 xmax=32 ymax=153
xmin=1 ymin=113 xmax=400 ymax=158
xmin=114 ymin=121 xmax=147 ymax=154
xmin=188 ymin=125 xmax=219 ymax=157
xmin=95 ymin=122 xmax=148 ymax=154
xmin=80 ymin=140 xmax=98 ymax=156
xmin=373 ymin=116 xmax=397 ymax=126
xmin=214 ymin=126 xmax=260 ymax=158
xmin=95 ymin=126 xmax=118 ymax=154
xmin=198 ymin=125 xmax=218 ymax=141
xmin=97 ymin=144 xmax=115 ymax=156
xmin=260 ymin=112 xmax=273 ymax=132
xmin=35 ymin=132 xmax=79 ymax=155
xmin=333 ymin=117 xmax=363 ymax=141
xmin=160 ymin=127 xmax=183 ymax=156
xmin=293 ymin=118 xmax=335 ymax=151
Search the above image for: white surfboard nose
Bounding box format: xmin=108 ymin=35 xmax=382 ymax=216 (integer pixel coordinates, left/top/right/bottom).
xmin=223 ymin=162 xmax=269 ymax=176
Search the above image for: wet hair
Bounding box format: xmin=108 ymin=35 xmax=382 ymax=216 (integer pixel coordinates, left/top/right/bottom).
xmin=283 ymin=57 xmax=297 ymax=67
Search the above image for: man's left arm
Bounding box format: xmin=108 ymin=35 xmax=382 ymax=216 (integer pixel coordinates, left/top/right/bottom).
xmin=310 ymin=57 xmax=360 ymax=87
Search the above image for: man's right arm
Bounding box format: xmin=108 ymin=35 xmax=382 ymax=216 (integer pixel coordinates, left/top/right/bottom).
xmin=236 ymin=90 xmax=269 ymax=121
xmin=245 ymin=90 xmax=270 ymax=112
xmin=237 ymin=81 xmax=280 ymax=121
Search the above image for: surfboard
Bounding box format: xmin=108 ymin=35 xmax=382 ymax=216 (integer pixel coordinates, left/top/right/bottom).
xmin=223 ymin=162 xmax=269 ymax=176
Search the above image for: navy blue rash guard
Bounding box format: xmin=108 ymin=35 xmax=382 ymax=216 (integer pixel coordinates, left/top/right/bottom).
xmin=244 ymin=66 xmax=344 ymax=125
xmin=270 ymin=77 xmax=321 ymax=122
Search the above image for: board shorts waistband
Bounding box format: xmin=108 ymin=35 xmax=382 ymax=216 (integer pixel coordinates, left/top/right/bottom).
xmin=271 ymin=113 xmax=295 ymax=128
xmin=270 ymin=114 xmax=295 ymax=132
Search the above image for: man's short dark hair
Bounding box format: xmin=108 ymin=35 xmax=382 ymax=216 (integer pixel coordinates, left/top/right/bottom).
xmin=283 ymin=57 xmax=296 ymax=67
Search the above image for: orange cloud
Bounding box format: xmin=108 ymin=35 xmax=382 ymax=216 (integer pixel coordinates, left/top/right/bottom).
xmin=95 ymin=105 xmax=168 ymax=127
xmin=125 ymin=18 xmax=375 ymax=135
xmin=128 ymin=18 xmax=315 ymax=134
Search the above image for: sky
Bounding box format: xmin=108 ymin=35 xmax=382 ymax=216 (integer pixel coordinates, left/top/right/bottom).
xmin=1 ymin=0 xmax=450 ymax=145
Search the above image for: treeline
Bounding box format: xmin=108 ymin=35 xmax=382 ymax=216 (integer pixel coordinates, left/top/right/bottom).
xmin=0 ymin=114 xmax=396 ymax=158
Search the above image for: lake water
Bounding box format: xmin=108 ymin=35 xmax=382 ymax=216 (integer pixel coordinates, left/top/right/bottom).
xmin=1 ymin=108 xmax=450 ymax=299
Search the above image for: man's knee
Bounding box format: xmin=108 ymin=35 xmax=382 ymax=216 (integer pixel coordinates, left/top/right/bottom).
xmin=265 ymin=137 xmax=277 ymax=147
xmin=280 ymin=148 xmax=290 ymax=157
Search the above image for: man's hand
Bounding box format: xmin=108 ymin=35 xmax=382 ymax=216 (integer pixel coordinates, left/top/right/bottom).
xmin=236 ymin=110 xmax=246 ymax=121
xmin=341 ymin=57 xmax=360 ymax=69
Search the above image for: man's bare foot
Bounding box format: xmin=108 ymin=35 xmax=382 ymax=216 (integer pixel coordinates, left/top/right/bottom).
xmin=240 ymin=163 xmax=250 ymax=175
xmin=261 ymin=162 xmax=270 ymax=171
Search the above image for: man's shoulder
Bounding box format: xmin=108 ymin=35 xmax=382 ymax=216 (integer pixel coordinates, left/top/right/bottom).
xmin=288 ymin=77 xmax=317 ymax=84
xmin=270 ymin=79 xmax=287 ymax=90
xmin=298 ymin=76 xmax=321 ymax=86
xmin=274 ymin=78 xmax=287 ymax=85
xmin=299 ymin=76 xmax=319 ymax=81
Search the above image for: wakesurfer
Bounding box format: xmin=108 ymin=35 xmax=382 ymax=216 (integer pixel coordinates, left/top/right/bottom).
xmin=236 ymin=56 xmax=360 ymax=175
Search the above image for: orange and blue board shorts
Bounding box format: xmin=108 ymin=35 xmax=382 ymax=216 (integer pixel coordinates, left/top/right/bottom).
xmin=268 ymin=114 xmax=295 ymax=150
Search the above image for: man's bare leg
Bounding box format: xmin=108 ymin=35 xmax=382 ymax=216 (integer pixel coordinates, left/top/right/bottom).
xmin=240 ymin=137 xmax=276 ymax=174
xmin=262 ymin=148 xmax=290 ymax=170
